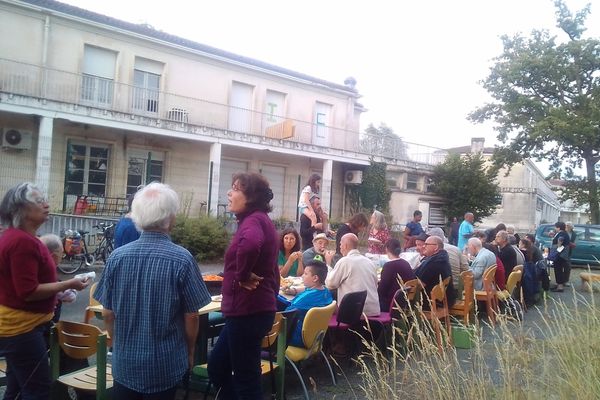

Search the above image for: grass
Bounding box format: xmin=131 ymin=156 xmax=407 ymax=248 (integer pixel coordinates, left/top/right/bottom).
xmin=353 ymin=289 xmax=600 ymax=399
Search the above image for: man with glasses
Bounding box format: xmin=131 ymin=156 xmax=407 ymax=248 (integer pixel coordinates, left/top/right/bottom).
xmin=414 ymin=236 xmax=456 ymax=309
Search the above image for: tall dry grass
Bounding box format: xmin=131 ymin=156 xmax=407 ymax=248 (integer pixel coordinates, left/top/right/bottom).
xmin=354 ymin=291 xmax=600 ymax=399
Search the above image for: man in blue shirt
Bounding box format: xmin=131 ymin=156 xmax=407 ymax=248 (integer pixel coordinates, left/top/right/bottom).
xmin=457 ymin=212 xmax=475 ymax=252
xmin=94 ymin=183 xmax=211 ymax=399
xmin=403 ymin=210 xmax=424 ymax=250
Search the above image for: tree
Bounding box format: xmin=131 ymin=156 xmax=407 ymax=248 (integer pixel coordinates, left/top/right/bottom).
xmin=360 ymin=123 xmax=408 ymax=161
xmin=469 ymin=0 xmax=600 ymax=224
xmin=345 ymin=159 xmax=391 ymax=215
xmin=430 ymin=153 xmax=500 ymax=222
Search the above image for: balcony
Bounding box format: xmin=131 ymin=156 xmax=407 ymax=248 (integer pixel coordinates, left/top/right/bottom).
xmin=0 ymin=58 xmax=447 ymax=166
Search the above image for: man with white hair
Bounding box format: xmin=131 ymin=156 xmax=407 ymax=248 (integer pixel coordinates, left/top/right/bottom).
xmin=466 ymin=238 xmax=496 ymax=290
xmin=496 ymin=230 xmax=518 ymax=280
xmin=428 ymin=227 xmax=468 ymax=287
xmin=94 ymin=183 xmax=211 ymax=399
xmin=325 ymin=233 xmax=380 ymax=317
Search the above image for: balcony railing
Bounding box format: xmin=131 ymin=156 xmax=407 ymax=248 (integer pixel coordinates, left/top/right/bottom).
xmin=0 ymin=58 xmax=447 ymax=165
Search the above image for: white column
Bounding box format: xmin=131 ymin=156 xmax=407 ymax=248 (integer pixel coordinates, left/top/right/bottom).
xmin=34 ymin=116 xmax=53 ymax=195
xmin=208 ymin=143 xmax=222 ymax=216
xmin=322 ymin=159 xmax=333 ymax=215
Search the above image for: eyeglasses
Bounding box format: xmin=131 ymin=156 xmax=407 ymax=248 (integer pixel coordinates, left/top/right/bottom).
xmin=424 ymin=243 xmax=437 ymax=246
xmin=31 ymin=197 xmax=48 ymax=205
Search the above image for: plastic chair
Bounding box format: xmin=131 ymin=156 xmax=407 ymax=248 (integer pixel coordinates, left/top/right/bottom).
xmin=450 ymin=271 xmax=474 ymax=325
xmin=421 ymin=280 xmax=452 ymax=353
xmin=84 ymin=282 xmax=101 ymax=323
xmin=50 ymin=321 xmax=112 ymax=400
xmin=285 ymin=301 xmax=337 ymax=400
xmin=474 ymin=265 xmax=499 ymax=326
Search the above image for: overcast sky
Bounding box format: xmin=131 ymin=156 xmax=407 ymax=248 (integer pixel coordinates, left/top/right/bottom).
xmin=62 ymin=0 xmax=599 ymax=151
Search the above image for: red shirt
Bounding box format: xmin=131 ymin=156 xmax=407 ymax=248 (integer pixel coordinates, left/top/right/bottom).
xmin=0 ymin=227 xmax=57 ymax=313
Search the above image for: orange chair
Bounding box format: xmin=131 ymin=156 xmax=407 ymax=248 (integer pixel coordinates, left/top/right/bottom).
xmin=474 ymin=265 xmax=498 ymax=326
xmin=421 ymin=280 xmax=452 ymax=353
xmin=450 ymin=271 xmax=474 ymax=325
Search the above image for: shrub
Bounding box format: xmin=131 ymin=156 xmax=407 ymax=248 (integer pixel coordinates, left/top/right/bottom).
xmin=171 ymin=215 xmax=230 ymax=262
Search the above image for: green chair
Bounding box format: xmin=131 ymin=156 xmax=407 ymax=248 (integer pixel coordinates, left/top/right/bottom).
xmin=50 ymin=320 xmax=112 ymax=400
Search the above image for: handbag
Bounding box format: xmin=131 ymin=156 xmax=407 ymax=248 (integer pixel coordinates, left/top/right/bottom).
xmin=547 ymin=246 xmax=563 ymax=262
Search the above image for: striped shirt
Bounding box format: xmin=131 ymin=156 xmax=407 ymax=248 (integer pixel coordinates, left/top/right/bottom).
xmin=94 ymin=231 xmax=211 ymax=393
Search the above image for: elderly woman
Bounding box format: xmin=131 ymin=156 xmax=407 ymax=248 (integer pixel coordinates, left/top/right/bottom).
xmin=367 ymin=210 xmax=390 ymax=254
xmin=0 ymin=182 xmax=90 ymax=400
xmin=208 ymin=172 xmax=280 ymax=399
xmin=278 ymin=228 xmax=304 ymax=277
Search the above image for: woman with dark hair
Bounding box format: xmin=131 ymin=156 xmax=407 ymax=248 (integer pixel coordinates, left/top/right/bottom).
xmin=0 ymin=182 xmax=90 ymax=399
xmin=335 ymin=212 xmax=369 ymax=256
xmin=208 ymin=172 xmax=280 ymax=399
xmin=377 ymin=238 xmax=415 ymax=311
xmin=551 ymin=221 xmax=570 ymax=292
xmin=278 ymin=228 xmax=304 ymax=277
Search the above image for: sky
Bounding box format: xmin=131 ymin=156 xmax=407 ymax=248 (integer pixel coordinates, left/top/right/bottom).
xmin=62 ymin=0 xmax=600 ymax=152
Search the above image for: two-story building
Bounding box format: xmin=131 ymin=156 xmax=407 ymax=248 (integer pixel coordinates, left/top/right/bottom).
xmin=0 ymin=0 xmax=446 ymax=227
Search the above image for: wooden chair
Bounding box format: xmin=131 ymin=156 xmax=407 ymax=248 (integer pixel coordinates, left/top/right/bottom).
xmin=193 ymin=312 xmax=289 ymax=400
xmin=513 ymin=265 xmax=523 ymax=273
xmin=84 ymin=282 xmax=101 ymax=323
xmin=421 ymin=280 xmax=452 ymax=353
xmin=474 ymin=265 xmax=499 ymax=326
xmin=50 ymin=321 xmax=112 ymax=400
xmin=286 ymin=301 xmax=337 ymax=400
xmin=450 ymin=270 xmax=474 ymax=325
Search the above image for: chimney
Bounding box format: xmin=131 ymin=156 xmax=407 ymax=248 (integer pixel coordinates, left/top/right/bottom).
xmin=471 ymin=137 xmax=485 ymax=153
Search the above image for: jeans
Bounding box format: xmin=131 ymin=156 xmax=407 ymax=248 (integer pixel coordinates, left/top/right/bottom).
xmin=208 ymin=312 xmax=275 ymax=400
xmin=113 ymin=381 xmax=177 ymax=400
xmin=0 ymin=325 xmax=51 ymax=400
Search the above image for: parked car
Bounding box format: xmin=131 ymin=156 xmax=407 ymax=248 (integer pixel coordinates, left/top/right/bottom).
xmin=534 ymin=224 xmax=600 ymax=266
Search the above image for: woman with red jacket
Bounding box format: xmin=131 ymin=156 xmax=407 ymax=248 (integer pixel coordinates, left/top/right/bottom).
xmin=208 ymin=172 xmax=280 ymax=399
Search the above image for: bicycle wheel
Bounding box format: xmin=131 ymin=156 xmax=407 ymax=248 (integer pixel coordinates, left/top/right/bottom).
xmin=101 ymin=243 xmax=113 ymax=263
xmin=58 ymin=255 xmax=84 ymax=274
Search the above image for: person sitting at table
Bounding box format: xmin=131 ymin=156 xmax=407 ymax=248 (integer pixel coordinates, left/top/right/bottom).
xmin=367 ymin=210 xmax=390 ymax=254
xmin=414 ymin=235 xmax=456 ymax=310
xmin=466 ymin=238 xmax=497 ymax=290
xmin=94 ymin=183 xmax=211 ymax=399
xmin=302 ymin=233 xmax=335 ymax=268
xmin=278 ymin=228 xmax=304 ymax=277
xmin=280 ymin=260 xmax=333 ymax=346
xmin=326 ymin=233 xmax=380 ymax=317
xmin=377 ymin=239 xmax=415 ymax=312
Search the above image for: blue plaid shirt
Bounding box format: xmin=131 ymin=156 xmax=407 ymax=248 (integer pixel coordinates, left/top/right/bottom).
xmin=94 ymin=231 xmax=211 ymax=393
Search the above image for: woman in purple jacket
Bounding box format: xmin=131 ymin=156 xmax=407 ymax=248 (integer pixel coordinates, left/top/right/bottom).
xmin=208 ymin=172 xmax=280 ymax=399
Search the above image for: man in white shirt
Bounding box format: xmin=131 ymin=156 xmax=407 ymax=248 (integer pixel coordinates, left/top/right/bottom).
xmin=325 ymin=233 xmax=380 ymax=317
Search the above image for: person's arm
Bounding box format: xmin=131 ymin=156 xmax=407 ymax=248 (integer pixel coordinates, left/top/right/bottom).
xmin=279 ymin=252 xmax=299 ymax=277
xmin=234 ymin=216 xmax=264 ymax=283
xmin=403 ymin=225 xmax=412 ymax=238
xmin=102 ymin=308 xmax=115 ymax=341
xmin=469 ymin=257 xmax=484 ymax=281
xmin=325 ymin=259 xmax=346 ymax=290
xmin=184 ymin=312 xmax=199 ymax=370
xmin=296 ymin=254 xmax=304 ymax=277
xmin=459 ymin=252 xmax=469 ymax=272
xmin=25 ymin=278 xmax=90 ymax=301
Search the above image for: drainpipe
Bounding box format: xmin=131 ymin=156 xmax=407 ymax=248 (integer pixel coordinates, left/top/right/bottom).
xmin=41 ymin=15 xmax=50 ymax=98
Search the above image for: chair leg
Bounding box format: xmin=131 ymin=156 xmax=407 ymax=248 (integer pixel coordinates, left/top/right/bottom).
xmin=285 ymin=356 xmax=310 ymax=400
xmin=320 ymin=350 xmax=336 ymax=386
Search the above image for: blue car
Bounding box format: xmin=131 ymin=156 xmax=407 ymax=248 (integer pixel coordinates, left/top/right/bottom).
xmin=535 ymin=224 xmax=600 ymax=266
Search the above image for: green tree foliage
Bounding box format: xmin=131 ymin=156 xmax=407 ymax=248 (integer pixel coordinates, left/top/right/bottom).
xmin=360 ymin=123 xmax=408 ymax=160
xmin=358 ymin=159 xmax=391 ymax=213
xmin=171 ymin=215 xmax=230 ymax=262
xmin=469 ymin=0 xmax=600 ymax=223
xmin=430 ymin=153 xmax=500 ymax=222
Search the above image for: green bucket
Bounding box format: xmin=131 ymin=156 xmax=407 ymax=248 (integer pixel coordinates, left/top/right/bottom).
xmin=451 ymin=323 xmax=477 ymax=349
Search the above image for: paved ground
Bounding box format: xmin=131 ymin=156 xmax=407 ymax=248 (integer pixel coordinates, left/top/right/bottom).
xmin=3 ymin=263 xmax=600 ymax=399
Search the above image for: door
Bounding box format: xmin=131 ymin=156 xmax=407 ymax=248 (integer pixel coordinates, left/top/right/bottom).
xmin=228 ymin=82 xmax=254 ymax=133
xmin=260 ymin=164 xmax=285 ymax=219
xmin=312 ymin=102 xmax=331 ymax=147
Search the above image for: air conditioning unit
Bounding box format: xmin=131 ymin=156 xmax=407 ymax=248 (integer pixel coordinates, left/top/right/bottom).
xmin=345 ymin=170 xmax=363 ymax=185
xmin=2 ymin=128 xmax=32 ymax=150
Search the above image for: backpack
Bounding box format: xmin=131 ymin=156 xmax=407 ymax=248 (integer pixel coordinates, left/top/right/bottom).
xmin=522 ymin=260 xmax=542 ymax=306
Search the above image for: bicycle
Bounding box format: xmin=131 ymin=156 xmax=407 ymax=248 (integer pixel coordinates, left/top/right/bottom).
xmin=58 ymin=222 xmax=115 ymax=274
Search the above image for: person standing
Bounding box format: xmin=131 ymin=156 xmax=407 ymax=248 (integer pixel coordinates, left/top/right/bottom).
xmin=565 ymin=221 xmax=577 ymax=285
xmin=334 ymin=213 xmax=369 ymax=257
xmin=208 ymin=172 xmax=280 ymax=399
xmin=0 ymin=182 xmax=90 ymax=400
xmin=299 ymin=195 xmax=328 ymax=251
xmin=94 ymin=183 xmax=211 ymax=399
xmin=457 ymin=212 xmax=475 ymax=252
xmin=113 ymin=193 xmax=140 ymax=248
xmin=297 ymin=174 xmax=321 ymax=227
xmin=550 ymin=221 xmax=571 ymax=292
xmin=449 ymin=217 xmax=460 ymax=246
xmin=403 ymin=210 xmax=424 ymax=250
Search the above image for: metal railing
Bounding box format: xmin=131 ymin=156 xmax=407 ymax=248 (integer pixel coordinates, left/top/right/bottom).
xmin=0 ymin=58 xmax=447 ymax=165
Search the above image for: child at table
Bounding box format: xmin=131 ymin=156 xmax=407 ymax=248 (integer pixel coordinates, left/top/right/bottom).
xmin=280 ymin=260 xmax=333 ymax=346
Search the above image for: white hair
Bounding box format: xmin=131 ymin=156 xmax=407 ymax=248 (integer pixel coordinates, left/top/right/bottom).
xmin=468 ymin=237 xmax=482 ymax=250
xmin=371 ymin=210 xmax=387 ymax=230
xmin=131 ymin=183 xmax=179 ymax=231
xmin=0 ymin=182 xmax=41 ymax=228
xmin=427 ymin=227 xmax=448 ymax=243
xmin=39 ymin=233 xmax=63 ymax=254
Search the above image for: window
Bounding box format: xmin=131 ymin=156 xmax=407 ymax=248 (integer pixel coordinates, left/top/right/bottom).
xmin=588 ymin=227 xmax=600 ymax=242
xmin=81 ymin=45 xmax=116 ymax=106
xmin=406 ymin=173 xmax=419 ymax=190
xmin=126 ymin=151 xmax=164 ymax=195
xmin=131 ymin=57 xmax=163 ymax=114
xmin=65 ymin=143 xmax=109 ymax=196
